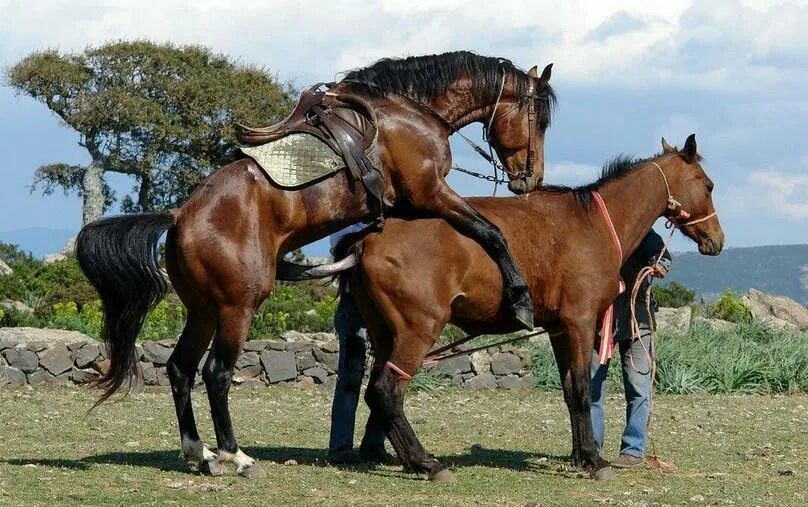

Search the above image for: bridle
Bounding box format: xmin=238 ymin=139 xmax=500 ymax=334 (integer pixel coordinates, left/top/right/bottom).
xmin=649 ymin=161 xmax=717 ymax=228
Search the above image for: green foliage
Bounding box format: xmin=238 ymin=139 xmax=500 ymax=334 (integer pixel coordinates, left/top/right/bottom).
xmin=140 ymin=301 xmax=186 ymax=341
xmin=652 ymin=281 xmax=696 ymax=308
xmin=707 ymin=289 xmax=752 ymax=323
xmin=7 ymin=40 xmax=294 ymax=215
xmin=410 ymin=369 xmax=450 ymax=392
xmin=249 ymin=282 xmax=339 ymax=339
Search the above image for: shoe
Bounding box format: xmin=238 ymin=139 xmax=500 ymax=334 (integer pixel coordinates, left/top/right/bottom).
xmin=328 ymin=448 xmax=361 ymax=465
xmin=359 ymin=446 xmax=397 ymax=465
xmin=611 ymin=453 xmax=643 ymax=468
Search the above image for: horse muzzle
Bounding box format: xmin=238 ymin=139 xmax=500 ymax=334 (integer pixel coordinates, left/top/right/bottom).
xmin=698 ymin=237 xmax=723 ymax=256
xmin=508 ymin=177 xmax=538 ymax=195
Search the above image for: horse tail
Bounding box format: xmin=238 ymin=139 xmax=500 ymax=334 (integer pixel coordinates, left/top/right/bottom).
xmin=75 ymin=212 xmax=176 ymax=404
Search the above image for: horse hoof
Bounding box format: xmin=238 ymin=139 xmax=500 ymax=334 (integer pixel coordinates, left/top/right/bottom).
xmin=199 ymin=460 xmax=227 ymax=476
xmin=429 ymin=468 xmax=456 ymax=483
xmin=591 ymin=466 xmax=616 ymax=481
xmin=238 ymin=463 xmax=267 ymax=479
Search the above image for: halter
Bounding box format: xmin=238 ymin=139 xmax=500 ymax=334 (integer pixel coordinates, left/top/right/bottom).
xmin=649 ymin=161 xmax=717 ymax=227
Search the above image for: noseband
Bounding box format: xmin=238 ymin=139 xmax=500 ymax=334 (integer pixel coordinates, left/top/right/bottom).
xmin=650 ymin=162 xmax=717 ymax=227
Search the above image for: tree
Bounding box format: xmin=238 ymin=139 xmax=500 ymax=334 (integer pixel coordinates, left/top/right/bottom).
xmin=652 ymin=281 xmax=696 ymax=308
xmin=7 ymin=40 xmax=294 ymax=224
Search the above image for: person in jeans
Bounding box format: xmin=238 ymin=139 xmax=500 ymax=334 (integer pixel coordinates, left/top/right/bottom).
xmin=327 ymin=223 xmax=391 ymax=465
xmin=591 ymin=229 xmax=672 ymax=467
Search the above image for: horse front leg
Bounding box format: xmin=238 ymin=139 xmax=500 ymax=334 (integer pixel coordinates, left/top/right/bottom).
xmin=407 ymin=184 xmax=533 ymax=330
xmin=549 ymin=321 xmax=614 ymax=481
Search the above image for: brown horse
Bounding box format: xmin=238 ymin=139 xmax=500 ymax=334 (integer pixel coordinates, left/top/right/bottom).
xmin=75 ymin=52 xmax=554 ymax=477
xmin=346 ymin=135 xmax=724 ymax=482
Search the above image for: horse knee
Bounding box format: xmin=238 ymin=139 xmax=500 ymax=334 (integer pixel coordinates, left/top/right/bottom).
xmin=365 ymin=370 xmax=400 ymax=416
xmin=202 ymin=357 xmax=232 ymax=391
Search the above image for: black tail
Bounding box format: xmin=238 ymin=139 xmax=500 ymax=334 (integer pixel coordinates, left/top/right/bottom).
xmin=75 ymin=212 xmax=176 ymax=403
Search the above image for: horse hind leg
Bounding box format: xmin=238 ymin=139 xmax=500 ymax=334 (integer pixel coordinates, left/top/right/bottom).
xmin=200 ymin=305 xmax=266 ymax=479
xmin=166 ymin=309 xmax=218 ymax=471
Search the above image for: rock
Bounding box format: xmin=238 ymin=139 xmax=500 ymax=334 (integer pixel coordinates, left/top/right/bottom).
xmin=260 ymin=350 xmax=297 ymax=383
xmin=463 ymin=372 xmax=497 ymax=390
xmin=0 ymin=327 xmax=93 ymax=346
xmin=743 ymin=289 xmax=808 ymax=331
xmin=142 ymin=341 xmax=172 ymax=365
xmin=38 ymin=345 xmax=73 ymax=375
xmin=3 ymin=347 xmax=39 ymax=373
xmin=67 ymin=340 xmax=88 ymax=353
xmin=281 ymin=330 xmax=308 ymax=342
xmin=303 ymin=367 xmax=328 ymax=384
xmin=313 ymin=349 xmax=338 ymax=372
xmin=139 ymin=362 xmax=158 ymax=385
xmin=498 ymin=374 xmax=535 ymax=390
xmin=155 ymin=367 xmax=171 ymax=387
xmin=692 ymin=316 xmax=738 ymax=333
xmin=308 ymin=332 xmax=337 ymax=343
xmin=71 ymin=367 xmax=99 ymax=384
xmin=0 ymin=258 xmax=12 ymax=276
xmin=243 ymin=340 xmax=271 ymax=352
xmin=432 ymin=355 xmax=472 ymax=376
xmin=236 ymin=352 xmax=260 ymax=369
xmin=286 ymin=342 xmax=314 ymax=353
xmin=27 ymin=368 xmax=55 ymax=384
xmin=233 ymin=364 xmax=262 ymax=383
xmin=490 ymin=352 xmax=523 ymax=376
xmin=25 ymin=341 xmax=49 ymax=352
xmin=1 ymin=365 xmax=26 ymax=385
xmin=528 ymin=331 xmax=550 ymax=346
xmin=757 ymin=316 xmax=798 ymax=332
xmin=321 ymin=339 xmax=340 ymax=353
xmin=0 ymin=337 xmax=15 ymax=351
xmin=296 ymin=350 xmax=317 ymax=370
xmin=655 ymin=306 xmax=692 ymax=334
xmin=447 ymin=374 xmax=463 ymax=387
xmin=93 ymin=359 xmax=111 ymax=376
xmin=469 ymin=351 xmax=491 ymax=374
xmin=74 ymin=343 xmax=101 ymax=368
xmin=1 ymin=299 xmax=34 ymax=314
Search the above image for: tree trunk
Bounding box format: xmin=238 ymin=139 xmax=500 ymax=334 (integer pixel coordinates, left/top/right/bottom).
xmin=81 ymin=160 xmax=104 ymax=226
xmin=138 ymin=171 xmax=152 ymax=212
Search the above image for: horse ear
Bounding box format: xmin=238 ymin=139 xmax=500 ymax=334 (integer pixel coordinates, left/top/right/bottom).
xmin=682 ymin=133 xmax=698 ymax=162
xmin=528 ymin=65 xmax=538 ymax=78
xmin=539 ymin=63 xmax=553 ymax=84
xmin=661 ymin=137 xmax=675 ymax=153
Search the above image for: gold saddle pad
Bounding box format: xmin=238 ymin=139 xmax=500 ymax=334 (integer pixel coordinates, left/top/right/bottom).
xmin=240 ymin=133 xmax=344 ymax=188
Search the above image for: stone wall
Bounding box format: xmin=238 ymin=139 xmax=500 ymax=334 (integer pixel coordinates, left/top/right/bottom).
xmin=0 ymin=327 xmax=538 ymax=390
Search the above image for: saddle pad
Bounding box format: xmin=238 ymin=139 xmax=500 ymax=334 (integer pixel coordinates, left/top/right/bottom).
xmin=240 ymin=133 xmax=344 ymax=187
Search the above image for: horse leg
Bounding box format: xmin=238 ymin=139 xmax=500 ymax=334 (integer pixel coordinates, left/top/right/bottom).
xmin=200 ymin=305 xmax=265 ymax=479
xmin=166 ymin=309 xmax=217 ymax=471
xmin=549 ymin=322 xmax=614 ymax=480
xmin=407 ymin=184 xmax=533 ymax=329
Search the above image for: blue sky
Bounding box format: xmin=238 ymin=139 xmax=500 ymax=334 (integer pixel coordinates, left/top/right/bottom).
xmin=1 ymin=0 xmax=807 ymax=257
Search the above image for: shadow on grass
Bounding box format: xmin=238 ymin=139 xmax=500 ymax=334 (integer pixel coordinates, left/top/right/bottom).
xmin=1 ymin=445 xmax=578 ymax=477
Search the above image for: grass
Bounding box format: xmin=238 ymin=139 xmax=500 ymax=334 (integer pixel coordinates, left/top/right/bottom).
xmin=1 ymin=386 xmax=806 ymax=506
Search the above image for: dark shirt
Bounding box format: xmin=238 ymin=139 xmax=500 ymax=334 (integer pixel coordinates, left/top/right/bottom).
xmin=613 ymin=230 xmax=672 ymax=340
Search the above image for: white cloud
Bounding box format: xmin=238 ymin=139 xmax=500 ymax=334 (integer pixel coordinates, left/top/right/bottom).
xmin=544 ymin=161 xmax=601 ymax=186
xmin=749 ymin=171 xmax=808 ymax=220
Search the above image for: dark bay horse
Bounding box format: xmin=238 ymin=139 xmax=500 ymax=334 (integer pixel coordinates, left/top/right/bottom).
xmin=347 ymin=135 xmax=724 ymax=482
xmin=76 ymin=52 xmax=554 ymax=477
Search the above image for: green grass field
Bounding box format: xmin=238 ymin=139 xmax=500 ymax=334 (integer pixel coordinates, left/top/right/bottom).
xmin=0 ymin=385 xmax=805 ymax=506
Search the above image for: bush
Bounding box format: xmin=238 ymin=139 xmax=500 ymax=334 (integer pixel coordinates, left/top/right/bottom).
xmin=707 ymin=289 xmax=752 ymax=323
xmin=652 ymin=281 xmax=696 ymax=308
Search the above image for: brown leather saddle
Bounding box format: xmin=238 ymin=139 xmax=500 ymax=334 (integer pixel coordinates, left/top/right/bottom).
xmin=235 ymin=83 xmax=389 ymax=212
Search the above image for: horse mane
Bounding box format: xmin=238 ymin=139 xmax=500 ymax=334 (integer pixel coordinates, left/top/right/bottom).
xmin=542 ymin=154 xmax=662 ymax=208
xmin=340 ymin=51 xmax=556 ymax=124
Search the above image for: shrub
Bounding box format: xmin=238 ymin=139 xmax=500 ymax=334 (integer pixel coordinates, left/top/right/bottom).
xmin=707 ymin=289 xmax=752 ymax=323
xmin=652 ymin=281 xmax=696 ymax=308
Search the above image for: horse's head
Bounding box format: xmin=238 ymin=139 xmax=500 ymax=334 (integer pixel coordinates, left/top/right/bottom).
xmin=488 ymin=63 xmax=554 ymax=195
xmin=659 ymin=134 xmax=724 ymax=255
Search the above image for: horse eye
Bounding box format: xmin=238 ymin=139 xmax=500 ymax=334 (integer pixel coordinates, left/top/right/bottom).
xmin=706 ymin=182 xmax=714 ymax=193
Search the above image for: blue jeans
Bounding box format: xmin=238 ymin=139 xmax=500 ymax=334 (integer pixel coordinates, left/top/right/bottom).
xmin=590 ymin=327 xmax=653 ymax=458
xmin=328 ymin=288 xmax=386 ymax=454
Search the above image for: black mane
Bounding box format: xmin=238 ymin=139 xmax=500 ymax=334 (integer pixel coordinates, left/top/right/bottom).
xmin=542 ymin=154 xmax=661 ymax=207
xmin=341 ymin=51 xmax=555 ymax=124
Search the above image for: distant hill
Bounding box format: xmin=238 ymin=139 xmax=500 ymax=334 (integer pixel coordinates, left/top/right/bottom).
xmin=0 ymin=228 xmax=76 ymax=258
xmin=668 ymin=244 xmax=808 ymax=305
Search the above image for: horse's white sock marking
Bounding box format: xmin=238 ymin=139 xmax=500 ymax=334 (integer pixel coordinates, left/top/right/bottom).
xmin=181 ymin=435 xmax=216 ymax=463
xmin=217 ymin=448 xmax=256 ymax=473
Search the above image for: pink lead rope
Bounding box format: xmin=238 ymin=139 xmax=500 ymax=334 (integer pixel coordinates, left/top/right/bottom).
xmin=591 ymin=190 xmax=625 ymax=365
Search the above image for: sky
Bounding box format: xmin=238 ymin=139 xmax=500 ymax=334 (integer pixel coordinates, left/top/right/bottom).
xmin=1 ymin=0 xmax=807 ymax=257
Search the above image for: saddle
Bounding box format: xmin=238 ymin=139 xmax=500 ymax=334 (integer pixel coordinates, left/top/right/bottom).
xmin=235 ymin=83 xmax=389 ymax=211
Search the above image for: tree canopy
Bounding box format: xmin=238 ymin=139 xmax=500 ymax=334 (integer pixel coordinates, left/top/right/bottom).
xmin=7 ymin=40 xmax=294 ymax=223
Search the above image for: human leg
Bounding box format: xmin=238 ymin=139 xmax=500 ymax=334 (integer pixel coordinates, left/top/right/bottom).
xmin=618 ymin=328 xmax=653 ymax=458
